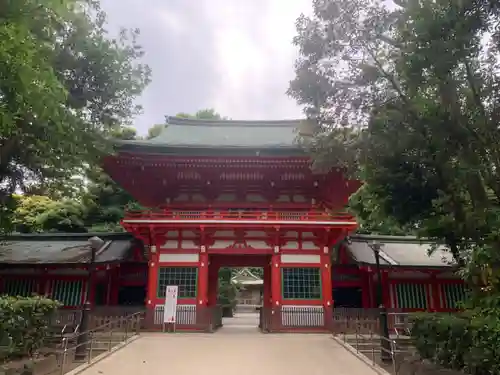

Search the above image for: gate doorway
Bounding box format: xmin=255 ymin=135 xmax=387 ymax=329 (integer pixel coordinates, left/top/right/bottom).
xmin=333 ymin=287 xmax=363 ymax=308
xmin=208 ymin=254 xmax=271 ymax=331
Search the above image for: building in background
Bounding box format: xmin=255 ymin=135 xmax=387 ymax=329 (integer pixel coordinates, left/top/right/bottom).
xmin=231 ymin=268 xmax=263 ymax=312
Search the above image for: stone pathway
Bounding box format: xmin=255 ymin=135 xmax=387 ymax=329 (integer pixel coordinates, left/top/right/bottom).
xmin=78 ymin=329 xmax=383 ymax=375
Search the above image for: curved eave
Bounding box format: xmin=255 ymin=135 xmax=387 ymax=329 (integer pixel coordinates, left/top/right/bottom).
xmin=113 ymin=141 xmax=305 ymax=157
xmin=357 ymin=261 xmax=457 ymax=270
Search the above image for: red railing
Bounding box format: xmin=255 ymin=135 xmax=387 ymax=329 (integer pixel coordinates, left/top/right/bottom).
xmin=123 ymin=209 xmax=356 ymax=223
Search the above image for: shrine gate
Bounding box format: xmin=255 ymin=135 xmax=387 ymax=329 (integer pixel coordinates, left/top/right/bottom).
xmin=103 ymin=117 xmax=361 ymax=331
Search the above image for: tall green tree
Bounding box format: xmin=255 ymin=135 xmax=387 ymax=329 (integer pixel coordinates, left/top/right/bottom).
xmin=289 ymin=0 xmax=500 ymax=287
xmin=0 ymin=0 xmax=151 ymax=233
xmin=82 ymin=126 xmax=139 ymax=231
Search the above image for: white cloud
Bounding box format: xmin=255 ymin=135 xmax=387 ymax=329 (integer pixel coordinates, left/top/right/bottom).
xmin=200 ymin=0 xmax=313 ymax=120
xmin=100 ymin=0 xmax=313 ymax=130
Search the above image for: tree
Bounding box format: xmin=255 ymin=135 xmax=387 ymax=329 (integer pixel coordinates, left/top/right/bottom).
xmin=12 ymin=195 xmax=87 ymax=233
xmin=146 ymin=124 xmax=164 ymax=139
xmin=348 ymin=184 xmax=411 ymax=236
xmin=0 ymin=0 xmax=151 ymax=233
xmin=289 ymin=0 xmax=500 ymax=270
xmin=175 ymin=109 xmax=226 ymax=120
xmin=82 ymin=126 xmax=139 ymax=231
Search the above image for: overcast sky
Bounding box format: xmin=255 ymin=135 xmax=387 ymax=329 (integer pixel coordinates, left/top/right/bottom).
xmin=100 ymin=0 xmax=312 ymax=134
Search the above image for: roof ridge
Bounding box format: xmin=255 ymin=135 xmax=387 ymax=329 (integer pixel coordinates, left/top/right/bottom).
xmin=350 ymin=234 xmax=438 ymax=244
xmin=0 ymin=232 xmax=133 ymax=241
xmin=165 ymin=116 xmax=305 ymax=128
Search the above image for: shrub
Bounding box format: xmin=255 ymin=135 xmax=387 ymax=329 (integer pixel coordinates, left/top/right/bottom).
xmin=411 ymin=312 xmax=500 ymax=375
xmin=0 ymin=295 xmax=61 ymax=359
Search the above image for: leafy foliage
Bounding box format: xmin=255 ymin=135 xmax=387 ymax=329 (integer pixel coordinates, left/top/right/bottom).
xmin=411 ymin=311 xmax=500 ymax=374
xmin=0 ymin=296 xmax=61 ymax=360
xmin=291 ymin=1 xmax=500 ymax=369
xmin=12 ymin=195 xmax=87 ymax=233
xmin=289 ymin=0 xmax=500 ymax=267
xmin=0 ymin=0 xmax=151 ymax=232
xmin=175 ymin=109 xmax=226 ymax=120
xmin=218 ymin=267 xmax=238 ymax=311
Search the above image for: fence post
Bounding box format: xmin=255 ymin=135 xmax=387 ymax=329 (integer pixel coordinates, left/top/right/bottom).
xmin=88 ymin=333 xmax=94 ymax=364
xmin=124 ymin=316 xmax=129 ymax=341
xmin=60 ymin=338 xmax=68 ymax=375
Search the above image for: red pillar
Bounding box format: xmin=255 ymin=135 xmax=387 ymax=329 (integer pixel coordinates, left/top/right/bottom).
xmin=263 ymin=262 xmax=271 ymax=307
xmin=270 ymin=254 xmax=281 ymax=306
xmin=430 ymin=274 xmax=440 ymax=311
xmin=147 ymin=250 xmax=159 ymax=308
xmin=366 ymin=268 xmax=376 ymax=308
xmin=382 ymin=272 xmax=391 ymax=308
xmin=88 ymin=273 xmax=96 ymax=306
xmin=270 ymin=254 xmax=282 ymax=330
xmin=198 ymin=252 xmax=209 ymax=306
xmin=320 ymin=254 xmax=332 ymax=307
xmin=321 ymin=254 xmax=333 ymax=329
xmin=39 ymin=270 xmax=48 ymax=296
xmin=361 ymin=269 xmax=370 ymax=308
xmin=111 ymin=267 xmax=120 ymax=305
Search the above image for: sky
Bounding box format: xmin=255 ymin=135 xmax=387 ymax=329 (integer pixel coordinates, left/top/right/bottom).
xmin=100 ymin=0 xmax=313 ymax=134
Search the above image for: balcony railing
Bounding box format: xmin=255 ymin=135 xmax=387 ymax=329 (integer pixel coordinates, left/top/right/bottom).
xmin=122 ymin=209 xmax=356 ymax=223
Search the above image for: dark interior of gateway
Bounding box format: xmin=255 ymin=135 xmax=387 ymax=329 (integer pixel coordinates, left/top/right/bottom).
xmin=333 ymin=287 xmax=363 ymax=308
xmin=118 ymin=286 xmax=147 ymax=306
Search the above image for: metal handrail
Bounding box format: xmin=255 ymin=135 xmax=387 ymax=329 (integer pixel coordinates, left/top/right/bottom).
xmin=334 ymin=317 xmax=414 ymax=375
xmin=55 ymin=311 xmax=143 ymax=375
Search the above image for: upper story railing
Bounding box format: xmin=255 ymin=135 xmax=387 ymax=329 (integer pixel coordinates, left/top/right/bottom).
xmin=122 ymin=208 xmax=356 ymax=223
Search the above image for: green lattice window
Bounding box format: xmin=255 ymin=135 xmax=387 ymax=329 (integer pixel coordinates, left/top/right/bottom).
xmin=282 ymin=267 xmax=322 ymax=300
xmin=442 ymin=283 xmax=467 ymax=309
xmin=51 ymin=280 xmax=83 ymax=306
xmin=157 ymin=267 xmax=197 ymax=299
xmin=3 ymin=279 xmax=36 ymax=297
xmin=396 ymin=283 xmax=428 ymax=309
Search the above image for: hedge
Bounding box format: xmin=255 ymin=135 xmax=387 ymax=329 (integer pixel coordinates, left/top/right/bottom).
xmin=411 ymin=312 xmax=500 ymax=375
xmin=0 ymin=295 xmax=61 ymax=360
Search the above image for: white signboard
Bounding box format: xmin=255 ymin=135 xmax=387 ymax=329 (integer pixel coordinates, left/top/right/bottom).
xmin=163 ymin=285 xmax=178 ymax=324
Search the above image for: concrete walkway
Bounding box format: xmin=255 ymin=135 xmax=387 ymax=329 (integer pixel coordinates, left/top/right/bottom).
xmin=78 ymin=330 xmax=381 ymax=375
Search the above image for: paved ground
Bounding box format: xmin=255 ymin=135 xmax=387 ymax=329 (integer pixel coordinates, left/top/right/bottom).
xmin=221 ymin=311 xmax=260 ymax=331
xmin=78 ymin=319 xmax=380 ymax=375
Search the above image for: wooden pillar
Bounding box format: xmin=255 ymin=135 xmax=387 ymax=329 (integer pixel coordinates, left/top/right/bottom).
xmin=320 ymin=254 xmax=332 ymax=308
xmin=263 ymin=262 xmax=271 ymax=307
xmin=147 ymin=247 xmax=159 ymax=308
xmin=430 ymin=274 xmax=440 ymax=311
xmin=366 ymin=268 xmax=373 ymax=307
xmin=105 ymin=269 xmax=112 ymax=305
xmin=381 ymin=271 xmax=390 ymax=308
xmin=321 ymin=254 xmax=333 ymax=328
xmin=88 ymin=275 xmax=96 ymax=306
xmin=198 ymin=252 xmax=209 ymax=306
xmin=270 ymin=254 xmax=281 ymax=306
xmin=112 ymin=267 xmax=120 ymax=305
xmin=361 ymin=269 xmax=370 ymax=308
xmin=270 ymin=253 xmax=282 ymax=331
xmin=39 ymin=269 xmax=48 ymax=296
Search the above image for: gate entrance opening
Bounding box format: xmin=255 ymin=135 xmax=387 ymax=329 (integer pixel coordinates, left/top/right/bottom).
xmin=208 ymin=255 xmax=269 ymax=330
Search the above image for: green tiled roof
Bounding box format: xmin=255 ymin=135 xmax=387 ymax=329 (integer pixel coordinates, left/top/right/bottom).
xmin=0 ymin=233 xmax=136 ymax=264
xmin=117 ymin=117 xmax=309 ymax=150
xmin=347 ymin=234 xmax=454 ymax=268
